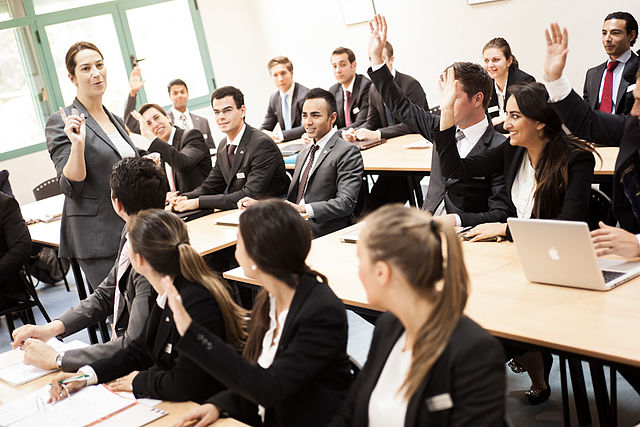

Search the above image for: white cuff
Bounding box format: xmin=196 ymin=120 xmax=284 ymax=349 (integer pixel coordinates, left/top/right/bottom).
xmin=376 ymin=130 xmax=382 ymax=139
xmin=454 ymin=214 xmax=462 ymax=227
xmin=371 ymin=62 xmax=385 ymax=71
xmin=542 ymin=74 xmax=572 ymax=102
xmin=78 ymin=365 xmax=99 ymax=386
xmin=304 ymin=204 xmax=315 ymax=218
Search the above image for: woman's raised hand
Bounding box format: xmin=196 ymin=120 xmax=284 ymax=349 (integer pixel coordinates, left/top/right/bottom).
xmin=60 ymin=107 xmax=86 ymax=146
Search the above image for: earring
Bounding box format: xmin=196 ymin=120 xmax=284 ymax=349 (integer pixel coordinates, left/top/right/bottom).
xmin=251 ymin=265 xmax=257 ymax=271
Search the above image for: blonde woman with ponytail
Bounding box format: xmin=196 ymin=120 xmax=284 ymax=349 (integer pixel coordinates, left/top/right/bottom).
xmin=49 ymin=209 xmax=246 ymax=403
xmin=330 ymin=205 xmax=505 ymax=427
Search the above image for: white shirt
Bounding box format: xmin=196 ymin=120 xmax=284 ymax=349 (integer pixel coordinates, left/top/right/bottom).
xmin=368 ymin=332 xmax=412 ymax=427
xmin=227 ymin=123 xmax=247 ymax=148
xmin=107 ymin=129 xmax=136 ymax=159
xmin=598 ymin=48 xmax=633 ymax=113
xmin=171 ymin=107 xmax=194 ymax=130
xmin=298 ymin=128 xmax=336 ymax=217
xmin=511 ymin=153 xmax=536 ymax=219
xmin=495 ymin=80 xmax=507 ymax=116
xmin=164 ymin=128 xmax=178 ymax=192
xmin=279 ymin=83 xmax=296 ymax=129
xmin=256 ymin=295 xmax=290 ymax=421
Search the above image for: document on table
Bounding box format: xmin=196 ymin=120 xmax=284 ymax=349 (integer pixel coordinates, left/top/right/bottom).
xmin=404 ymin=138 xmax=432 ymax=149
xmin=0 ymin=385 xmax=166 ymax=426
xmin=0 ymin=339 xmax=88 ymax=387
xmin=215 ymin=210 xmax=243 ymax=226
xmin=21 ymin=194 xmax=65 ymax=224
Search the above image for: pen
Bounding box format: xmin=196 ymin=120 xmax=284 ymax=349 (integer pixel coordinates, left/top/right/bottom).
xmin=58 ymin=374 xmax=90 ymax=385
xmin=457 ymin=226 xmax=473 ymax=234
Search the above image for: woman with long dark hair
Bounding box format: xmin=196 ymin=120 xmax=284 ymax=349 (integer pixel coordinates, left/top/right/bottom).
xmin=329 ymin=205 xmax=505 ymax=426
xmin=167 ymin=200 xmax=351 ymax=427
xmin=49 ymin=209 xmax=246 ymax=403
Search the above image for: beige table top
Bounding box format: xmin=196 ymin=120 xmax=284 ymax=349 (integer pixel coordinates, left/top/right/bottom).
xmin=225 ymin=222 xmax=640 ymax=367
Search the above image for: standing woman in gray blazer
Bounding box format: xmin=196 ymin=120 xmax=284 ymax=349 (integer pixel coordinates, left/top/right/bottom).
xmin=46 ymin=42 xmax=137 ymax=288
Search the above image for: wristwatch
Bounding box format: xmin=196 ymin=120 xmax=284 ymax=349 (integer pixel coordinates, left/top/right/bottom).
xmin=55 ymin=352 xmax=64 ymax=369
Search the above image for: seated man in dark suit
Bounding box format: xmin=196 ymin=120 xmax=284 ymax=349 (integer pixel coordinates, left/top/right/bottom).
xmin=261 ymin=56 xmax=309 ymax=142
xmin=14 ymin=157 xmax=167 ymax=372
xmin=329 ymin=47 xmax=371 ymax=135
xmin=240 ymin=88 xmax=364 ymax=237
xmin=0 ymin=191 xmax=31 ymax=310
xmin=125 ymin=71 xmax=215 ymax=148
xmin=129 ymin=103 xmax=211 ymax=195
xmin=369 ymin=53 xmax=509 ymax=226
xmin=171 ymin=86 xmax=290 ymax=212
xmin=583 ymin=11 xmax=638 ymax=116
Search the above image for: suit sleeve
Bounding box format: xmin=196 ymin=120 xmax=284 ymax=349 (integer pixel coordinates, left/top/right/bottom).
xmin=149 ymin=130 xmax=208 ymax=170
xmin=0 ymin=197 xmax=31 ymax=284
xmin=123 ymin=95 xmax=140 ymax=134
xmin=379 ymin=78 xmax=430 ymax=139
xmin=361 ymin=86 xmax=384 ymax=133
xmin=60 ymin=270 xmax=153 ymax=371
xmin=45 ymin=110 xmax=85 ymax=198
xmin=582 ymin=71 xmax=592 ymax=110
xmin=182 ymin=153 xmax=227 ymax=200
xmin=350 ymin=80 xmax=371 ymax=130
xmin=308 ymin=145 xmax=364 ymax=223
xmin=457 ymin=171 xmax=511 ymax=226
xmin=261 ymin=95 xmax=278 ymax=132
xmin=557 ymin=150 xmax=595 ymax=221
xmin=368 ymin=66 xmax=439 ymax=140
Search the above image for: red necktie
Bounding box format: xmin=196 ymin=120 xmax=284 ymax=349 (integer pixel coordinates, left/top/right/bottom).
xmin=344 ymin=90 xmax=352 ymax=127
xmin=599 ymin=60 xmax=619 ymax=113
xmin=296 ymin=143 xmax=320 ymax=204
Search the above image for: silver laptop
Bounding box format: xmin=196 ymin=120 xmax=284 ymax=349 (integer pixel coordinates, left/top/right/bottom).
xmin=507 ymin=218 xmax=640 ymax=291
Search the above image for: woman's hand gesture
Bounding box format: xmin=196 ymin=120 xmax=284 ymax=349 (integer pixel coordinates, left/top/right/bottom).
xmin=60 ymin=107 xmax=86 ymax=146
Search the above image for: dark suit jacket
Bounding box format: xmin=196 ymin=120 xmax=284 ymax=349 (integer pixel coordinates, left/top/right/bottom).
xmin=182 ymin=124 xmax=290 ymax=210
xmin=261 ymin=83 xmax=309 ymax=141
xmin=329 ymin=313 xmax=505 ymax=427
xmin=583 ymin=51 xmax=639 ymax=115
xmin=287 ymin=132 xmax=364 ymax=237
xmin=57 ymin=230 xmax=154 ymax=371
xmin=330 ymin=74 xmax=372 ymax=130
xmin=148 ymin=127 xmax=211 ymax=193
xmin=177 ymin=274 xmax=351 ymax=427
xmin=551 ymin=89 xmax=640 ymax=233
xmin=90 ymin=276 xmax=227 ymax=403
xmin=368 ymin=65 xmax=510 ymax=226
xmin=46 ymin=99 xmax=136 ymax=261
xmin=432 ymin=126 xmax=596 ymax=226
xmin=0 ymin=192 xmax=31 ymax=302
xmin=487 ymin=67 xmax=535 ymax=133
xmin=362 ymin=70 xmax=429 ymax=139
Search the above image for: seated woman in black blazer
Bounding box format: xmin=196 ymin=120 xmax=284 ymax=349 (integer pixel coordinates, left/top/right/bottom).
xmin=433 ymin=70 xmax=598 ymax=403
xmin=482 ymin=37 xmax=535 ymax=133
xmin=49 ymin=209 xmax=246 ymax=403
xmin=330 ymin=205 xmax=505 ymax=427
xmin=166 ymin=200 xmax=352 ymax=427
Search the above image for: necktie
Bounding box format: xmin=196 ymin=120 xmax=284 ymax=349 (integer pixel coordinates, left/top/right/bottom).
xmin=228 ymin=144 xmax=236 ymax=167
xmin=599 ymin=60 xmax=619 ymax=113
xmin=344 ymin=90 xmax=352 ymax=127
xmin=112 ymin=239 xmax=130 ymax=340
xmin=178 ymin=113 xmax=189 ymax=129
xmin=296 ymin=143 xmax=320 ymax=204
xmin=283 ymin=93 xmax=292 ymax=130
xmin=384 ymin=105 xmax=395 ymax=126
xmin=455 ymin=128 xmax=465 ymax=142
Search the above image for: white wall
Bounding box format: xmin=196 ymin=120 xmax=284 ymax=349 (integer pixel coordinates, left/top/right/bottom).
xmin=3 ymin=0 xmax=639 ymax=203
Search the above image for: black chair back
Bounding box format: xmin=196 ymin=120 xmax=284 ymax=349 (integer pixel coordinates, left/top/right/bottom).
xmin=32 ymin=178 xmax=61 ymax=201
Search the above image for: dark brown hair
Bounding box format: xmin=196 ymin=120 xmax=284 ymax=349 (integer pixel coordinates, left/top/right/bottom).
xmin=138 ymin=103 xmax=168 ymax=118
xmin=483 ymin=37 xmax=519 ymax=69
xmin=128 ymin=209 xmax=247 ymax=350
xmin=267 ymin=56 xmax=293 ymax=72
xmin=451 ymin=62 xmax=493 ymax=109
xmin=332 ymin=46 xmax=356 ymax=63
xmin=238 ymin=200 xmax=326 ymax=362
xmin=360 ymin=205 xmax=469 ymax=399
xmin=65 ymin=41 xmax=103 ymax=76
xmin=211 ymin=85 xmax=244 ymax=109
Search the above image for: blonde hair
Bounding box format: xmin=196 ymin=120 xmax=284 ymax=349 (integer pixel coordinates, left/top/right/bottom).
xmin=128 ymin=209 xmax=247 ymax=350
xmin=360 ymin=205 xmax=469 ymax=398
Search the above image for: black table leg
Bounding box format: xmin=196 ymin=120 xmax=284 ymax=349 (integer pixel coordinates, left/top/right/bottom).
xmin=560 ymin=355 xmax=571 ymax=427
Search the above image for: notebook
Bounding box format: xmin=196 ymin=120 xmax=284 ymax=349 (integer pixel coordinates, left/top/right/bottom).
xmin=353 ymin=138 xmax=386 ymax=151
xmin=507 ymin=218 xmax=640 ymax=291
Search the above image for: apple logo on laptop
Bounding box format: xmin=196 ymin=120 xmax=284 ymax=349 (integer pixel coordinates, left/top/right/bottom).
xmin=548 ymin=247 xmax=560 ymax=261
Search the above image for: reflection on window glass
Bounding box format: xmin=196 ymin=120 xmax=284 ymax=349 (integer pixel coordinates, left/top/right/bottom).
xmin=45 ymin=14 xmax=128 ymax=115
xmin=33 ymin=0 xmax=112 ymax=15
xmin=0 ymin=27 xmax=46 ymax=153
xmin=127 ymin=0 xmax=208 ymax=107
xmin=1 ymin=0 xmax=27 ymax=22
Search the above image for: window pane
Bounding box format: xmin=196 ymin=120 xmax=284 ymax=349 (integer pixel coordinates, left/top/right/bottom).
xmin=126 ymin=0 xmax=208 ymax=107
xmin=45 ymin=14 xmax=129 ymax=115
xmin=0 ymin=27 xmax=46 ymax=153
xmin=33 ymin=0 xmax=113 ymax=15
xmin=0 ymin=0 xmax=27 ymax=22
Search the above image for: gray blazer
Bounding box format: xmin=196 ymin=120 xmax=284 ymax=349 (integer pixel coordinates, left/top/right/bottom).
xmin=57 ymin=230 xmax=154 ymax=371
xmin=46 ymin=98 xmax=136 ymax=260
xmin=287 ymin=132 xmax=364 ymax=237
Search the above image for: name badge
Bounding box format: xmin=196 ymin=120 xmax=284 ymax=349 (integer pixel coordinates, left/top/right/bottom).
xmin=425 ymin=393 xmax=453 ymax=412
xmin=627 ymin=84 xmax=636 ymax=93
xmin=352 ymin=107 xmax=360 ymax=114
xmin=163 ymin=343 xmax=173 ymax=354
xmin=203 ymin=134 xmax=208 ymax=139
xmin=236 ymin=172 xmax=246 ymax=179
xmin=487 ymin=105 xmax=500 ymax=113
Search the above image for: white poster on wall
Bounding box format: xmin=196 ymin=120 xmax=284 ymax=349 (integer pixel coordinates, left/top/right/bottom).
xmin=340 ymin=0 xmax=376 ymax=25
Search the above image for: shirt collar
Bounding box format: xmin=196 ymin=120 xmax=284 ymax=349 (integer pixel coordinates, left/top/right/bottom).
xmin=342 ymin=75 xmax=356 ymax=94
xmin=313 ymin=127 xmax=336 ymax=151
xmin=268 ymin=294 xmax=289 ymax=328
xmin=156 ymin=293 xmax=167 ymax=309
xmin=609 ymin=48 xmax=633 ymax=65
xmin=171 ymin=107 xmax=190 ymax=118
xmin=167 ymin=127 xmax=177 ymax=145
xmin=279 ymin=83 xmax=295 ymax=100
xmin=228 ymin=123 xmax=247 ymax=147
xmin=458 ymin=117 xmax=489 ymax=144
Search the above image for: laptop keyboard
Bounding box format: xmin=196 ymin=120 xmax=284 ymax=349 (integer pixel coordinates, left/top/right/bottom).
xmin=602 ymin=270 xmax=625 ymax=284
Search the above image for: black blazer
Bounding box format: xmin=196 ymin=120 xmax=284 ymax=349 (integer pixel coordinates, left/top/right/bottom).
xmin=90 ymin=276 xmax=228 ymax=403
xmin=583 ymin=52 xmax=639 ymax=115
xmin=551 ymin=89 xmax=640 ymax=233
xmin=330 ymin=313 xmax=505 ymax=427
xmin=330 ymin=74 xmax=372 ymax=130
xmin=432 ymin=126 xmax=596 ymax=227
xmin=148 ymin=126 xmax=212 ymax=193
xmin=260 ymin=83 xmax=309 ymax=141
xmin=362 ymin=70 xmax=429 ymax=139
xmin=368 ymin=65 xmax=510 ymax=226
xmin=176 ymin=274 xmax=352 ymax=427
xmin=0 ymin=192 xmax=31 ymax=302
xmin=486 ymin=67 xmax=535 ymax=133
xmin=182 ymin=124 xmax=290 ymax=210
